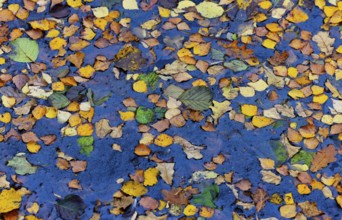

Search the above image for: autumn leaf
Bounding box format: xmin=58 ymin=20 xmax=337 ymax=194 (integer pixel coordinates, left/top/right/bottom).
xmin=0 ymin=188 xmax=22 ymax=213
xmin=310 ymin=144 xmax=337 ymax=172
xmin=156 ymin=163 xmax=174 ymax=185
xmin=312 ymin=31 xmax=335 ymax=55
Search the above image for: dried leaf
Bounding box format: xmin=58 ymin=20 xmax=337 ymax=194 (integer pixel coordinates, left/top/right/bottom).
xmin=310 ymin=144 xmax=337 ymax=172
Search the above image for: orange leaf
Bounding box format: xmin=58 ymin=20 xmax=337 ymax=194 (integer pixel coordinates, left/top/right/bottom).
xmin=310 ymin=145 xmax=337 ymax=172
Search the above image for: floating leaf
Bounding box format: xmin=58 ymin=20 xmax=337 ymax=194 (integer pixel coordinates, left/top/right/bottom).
xmin=0 ymin=188 xmax=22 ymax=213
xmin=196 ymin=2 xmax=224 ymax=18
xmin=121 ymin=181 xmax=148 ymax=197
xmin=9 ymin=38 xmax=39 ymax=62
xmin=192 ymin=184 xmax=219 ymax=208
xmin=77 ymin=136 xmax=94 ymax=156
xmin=224 ymin=60 xmax=249 ymax=72
xmin=55 ymin=194 xmax=86 ymax=220
xmin=156 ymin=163 xmax=174 ymax=185
xmin=7 ymin=153 xmax=38 ymax=175
xmin=138 ymin=72 xmax=159 ymax=90
xmin=312 ymin=31 xmax=335 ymax=55
xmin=136 ymin=107 xmax=155 ymax=124
xmin=291 ymin=150 xmax=314 ymax=166
xmin=48 ymin=93 xmax=70 ymax=109
xmin=310 ymin=144 xmax=337 ymax=172
xmin=179 ymin=86 xmax=213 ymax=111
xmin=49 ymin=3 xmax=71 ymax=18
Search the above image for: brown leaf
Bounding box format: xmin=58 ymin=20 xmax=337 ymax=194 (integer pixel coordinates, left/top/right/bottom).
xmin=22 ymin=132 xmax=40 ymax=143
xmin=297 ymin=201 xmax=323 ymax=217
xmin=113 ymin=196 xmax=134 ymax=209
xmin=310 ymin=144 xmax=337 ymax=172
xmin=252 ymin=188 xmax=268 ymax=212
xmin=162 ymin=188 xmax=189 ymax=205
xmin=40 ymin=134 xmax=57 ymax=145
xmin=156 ymin=163 xmax=174 ymax=185
xmin=139 ymin=196 xmax=159 ymax=210
xmin=12 ymin=115 xmax=36 ymax=131
xmin=12 ymin=75 xmax=29 ymax=90
xmin=235 ymin=179 xmax=252 ymax=191
xmin=114 ymin=45 xmax=146 ymax=71
xmin=268 ymin=51 xmax=289 ymax=66
xmin=173 ymin=136 xmax=205 ymax=160
xmin=70 ymin=160 xmax=87 ymax=173
xmin=0 ymin=9 xmax=15 ymax=22
xmin=95 ymin=119 xmax=111 ymax=138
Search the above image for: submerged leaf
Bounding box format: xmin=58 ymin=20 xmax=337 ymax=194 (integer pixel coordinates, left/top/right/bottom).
xmin=49 ymin=93 xmax=70 ymax=109
xmin=56 ymin=194 xmax=86 ymax=220
xmin=7 ymin=153 xmax=38 ymax=175
xmin=136 ymin=107 xmax=155 ymax=124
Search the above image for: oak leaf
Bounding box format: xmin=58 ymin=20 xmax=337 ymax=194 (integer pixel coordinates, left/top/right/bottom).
xmin=310 ymin=145 xmax=337 ymax=172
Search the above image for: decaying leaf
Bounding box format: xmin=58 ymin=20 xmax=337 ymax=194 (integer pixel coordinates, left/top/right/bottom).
xmin=156 ymin=163 xmax=174 ymax=185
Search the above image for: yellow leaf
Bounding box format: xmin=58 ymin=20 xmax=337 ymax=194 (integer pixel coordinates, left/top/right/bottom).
xmin=237 ymin=0 xmax=252 ymax=10
xmin=27 ymin=202 xmax=39 ymax=214
xmin=79 ymin=107 xmax=94 ymax=122
xmin=143 ymin=167 xmax=159 ymax=186
xmin=311 ymin=85 xmax=324 ymax=95
xmin=262 ymin=39 xmax=277 ymax=49
xmin=8 ymin=4 xmax=20 ymax=14
xmin=258 ymin=158 xmax=275 ymax=170
xmin=94 ymin=18 xmax=108 ymax=30
xmin=258 ymin=1 xmax=272 ymax=9
xmin=121 ymin=181 xmax=148 ymax=197
xmin=337 ymin=45 xmax=342 ymax=54
xmin=280 ymin=204 xmax=297 ymax=218
xmin=248 ymin=79 xmax=268 ymax=91
xmin=123 ymin=0 xmax=139 ymax=10
xmin=286 ymin=7 xmax=309 ymax=23
xmin=69 ymin=114 xmax=82 ymax=127
xmin=177 ymin=0 xmax=196 ymax=9
xmin=288 ymin=89 xmax=305 ymax=99
xmin=141 ymin=19 xmax=161 ymax=30
xmin=0 ymin=57 xmax=5 ymax=65
xmin=199 ymin=207 xmax=214 ymax=218
xmin=196 ymin=2 xmax=224 ymax=19
xmin=50 ymin=37 xmax=67 ymax=50
xmin=52 ymin=82 xmax=65 ymax=91
xmin=336 ymin=195 xmax=342 ymax=208
xmin=154 ymin=134 xmax=173 ymax=147
xmin=284 ymin=193 xmax=295 ymax=205
xmin=32 ymin=105 xmax=46 ymax=120
xmin=183 ymin=204 xmax=198 ymax=216
xmin=119 ymin=111 xmax=135 ymax=121
xmin=241 ymin=104 xmax=258 ymax=117
xmin=158 ymin=6 xmax=170 ymax=18
xmin=25 ymin=216 xmax=42 ymax=220
xmin=297 ymin=184 xmax=311 ymax=194
xmin=92 ymin=7 xmax=109 ymax=18
xmin=82 ymin=28 xmax=96 ymax=40
xmin=193 ymin=43 xmax=211 ymax=56
xmin=0 ymin=112 xmax=11 ymax=123
xmin=287 ymin=67 xmax=298 ymax=78
xmin=77 ymin=123 xmax=94 ymax=136
xmin=45 ymin=107 xmax=57 ymax=118
xmin=2 ymin=96 xmax=16 ymax=108
xmin=27 ymin=142 xmax=41 ymax=154
xmin=78 ymin=65 xmax=95 ymax=78
xmin=0 ymin=188 xmax=22 ymax=213
xmin=29 ymin=19 xmax=50 ymax=31
xmin=266 ymin=23 xmax=282 ymax=32
xmin=323 ymin=6 xmax=338 ymax=17
xmin=46 ymin=29 xmax=60 ymax=38
xmin=133 ymin=80 xmax=147 ymax=93
xmin=313 ymin=94 xmax=328 ymax=104
xmin=315 ymin=0 xmax=325 ymax=9
xmin=67 ymin=0 xmax=83 ymax=8
xmin=252 ymin=116 xmax=274 ymax=128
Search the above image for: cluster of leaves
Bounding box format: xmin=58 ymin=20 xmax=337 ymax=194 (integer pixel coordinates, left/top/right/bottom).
xmin=0 ymin=0 xmax=341 ymax=219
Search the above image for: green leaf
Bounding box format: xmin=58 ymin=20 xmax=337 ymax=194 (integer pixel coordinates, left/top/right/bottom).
xmin=48 ymin=93 xmax=70 ymax=109
xmin=7 ymin=153 xmax=38 ymax=175
xmin=87 ymin=88 xmax=111 ymax=106
xmin=224 ymin=59 xmax=249 ymax=72
xmin=178 ymin=86 xmax=213 ymax=111
xmin=56 ymin=194 xmax=86 ymax=220
xmin=77 ymin=136 xmax=94 ymax=156
xmin=270 ymin=140 xmax=288 ymax=165
xmin=9 ymin=38 xmax=39 ymax=63
xmin=138 ymin=72 xmax=159 ymax=90
xmin=291 ymin=150 xmax=314 ymax=166
xmin=136 ymin=106 xmax=155 ymax=124
xmin=192 ymin=184 xmax=219 ymax=208
xmin=154 ymin=107 xmax=167 ymax=119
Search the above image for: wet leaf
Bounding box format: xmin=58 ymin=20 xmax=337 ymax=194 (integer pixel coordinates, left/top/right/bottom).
xmin=156 ymin=163 xmax=174 ymax=185
xmin=174 ymin=136 xmax=205 ymax=159
xmin=312 ymin=31 xmax=335 ymax=55
xmin=122 ymin=181 xmax=148 ymax=197
xmin=0 ymin=188 xmax=22 ymax=213
xmin=192 ymin=184 xmax=219 ymax=208
xmin=49 ymin=3 xmax=71 ymax=18
xmin=55 ymin=194 xmax=86 ymax=220
xmin=77 ymin=136 xmax=94 ymax=156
